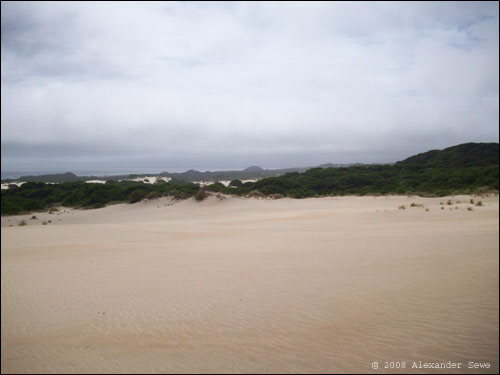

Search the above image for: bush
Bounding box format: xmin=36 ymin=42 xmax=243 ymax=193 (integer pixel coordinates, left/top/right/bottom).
xmin=248 ymin=190 xmax=266 ymax=199
xmin=18 ymin=220 xmax=27 ymax=226
xmin=194 ymin=190 xmax=208 ymax=202
xmin=229 ymin=179 xmax=243 ymax=187
xmin=269 ymin=193 xmax=284 ymax=199
xmin=128 ymin=189 xmax=148 ymax=203
xmin=205 ymin=182 xmax=226 ymax=193
xmin=146 ymin=191 xmax=162 ymax=200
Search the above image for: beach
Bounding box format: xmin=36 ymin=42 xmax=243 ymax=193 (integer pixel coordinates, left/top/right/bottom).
xmin=1 ymin=195 xmax=498 ymax=373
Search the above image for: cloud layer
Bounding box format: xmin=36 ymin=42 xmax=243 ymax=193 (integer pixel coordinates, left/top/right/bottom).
xmin=1 ymin=1 xmax=499 ymax=172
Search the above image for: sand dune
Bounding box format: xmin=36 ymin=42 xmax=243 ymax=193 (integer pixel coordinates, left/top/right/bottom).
xmin=1 ymin=195 xmax=498 ymax=373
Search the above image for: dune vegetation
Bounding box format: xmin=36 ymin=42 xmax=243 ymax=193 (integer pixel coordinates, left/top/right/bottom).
xmin=1 ymin=142 xmax=498 ymax=215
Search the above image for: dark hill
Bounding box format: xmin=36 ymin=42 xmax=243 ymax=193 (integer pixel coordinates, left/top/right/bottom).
xmin=396 ymin=142 xmax=499 ymax=168
xmin=18 ymin=172 xmax=80 ymax=183
xmin=243 ymin=166 xmax=265 ymax=173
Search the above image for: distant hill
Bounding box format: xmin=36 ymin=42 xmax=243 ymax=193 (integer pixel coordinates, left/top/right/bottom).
xmin=396 ymin=143 xmax=499 ymax=168
xmin=317 ymin=163 xmax=361 ymax=168
xmin=160 ymin=166 xmax=306 ymax=182
xmin=1 ymin=166 xmax=308 ymax=184
xmin=13 ymin=172 xmax=81 ymax=183
xmin=2 ymin=142 xmax=498 ymax=184
xmin=243 ymin=166 xmax=265 ymax=173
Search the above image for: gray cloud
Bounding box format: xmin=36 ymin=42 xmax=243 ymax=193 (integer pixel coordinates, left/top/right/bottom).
xmin=1 ymin=1 xmax=498 ymax=174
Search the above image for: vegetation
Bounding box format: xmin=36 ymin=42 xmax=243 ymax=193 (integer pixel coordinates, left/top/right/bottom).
xmin=2 ymin=179 xmax=199 ymax=215
xmin=194 ymin=190 xmax=209 ymax=202
xmin=395 ymin=142 xmax=498 ymax=168
xmin=1 ymin=166 xmax=307 ymax=185
xmin=2 ymin=142 xmax=498 ymax=216
xmin=229 ymin=179 xmax=243 ymax=187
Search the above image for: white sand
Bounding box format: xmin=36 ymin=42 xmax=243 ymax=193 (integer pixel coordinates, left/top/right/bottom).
xmin=193 ymin=179 xmax=258 ymax=187
xmin=1 ymin=195 xmax=498 ymax=373
xmin=1 ymin=176 xmax=171 ymax=189
xmin=1 ymin=182 xmax=26 ymax=190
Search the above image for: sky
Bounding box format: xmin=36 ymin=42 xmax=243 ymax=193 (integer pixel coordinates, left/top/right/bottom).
xmin=1 ymin=1 xmax=499 ymax=174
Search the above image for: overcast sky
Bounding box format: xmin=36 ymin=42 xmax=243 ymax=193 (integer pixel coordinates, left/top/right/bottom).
xmin=1 ymin=1 xmax=499 ymax=174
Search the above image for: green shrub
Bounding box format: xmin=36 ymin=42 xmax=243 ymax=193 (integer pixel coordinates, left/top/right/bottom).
xmin=229 ymin=179 xmax=243 ymax=187
xmin=248 ymin=190 xmax=266 ymax=199
xmin=194 ymin=190 xmax=208 ymax=202
xmin=128 ymin=189 xmax=148 ymax=203
xmin=269 ymin=193 xmax=284 ymax=199
xmin=18 ymin=220 xmax=27 ymax=226
xmin=146 ymin=191 xmax=162 ymax=200
xmin=205 ymin=182 xmax=226 ymax=193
